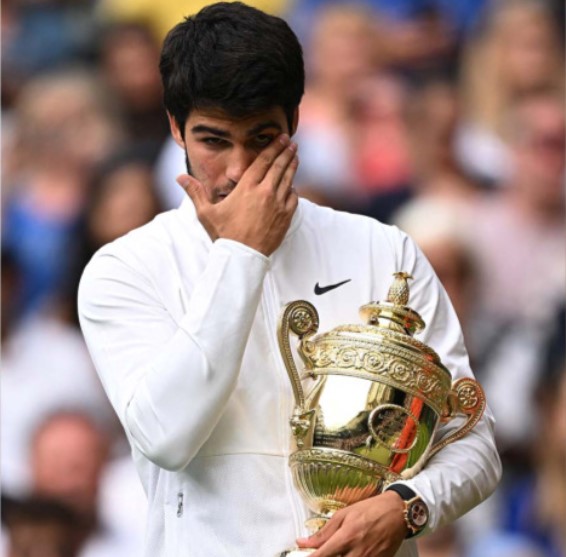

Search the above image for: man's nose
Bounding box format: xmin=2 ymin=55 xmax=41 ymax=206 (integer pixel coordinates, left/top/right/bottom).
xmin=226 ymin=146 xmax=256 ymax=184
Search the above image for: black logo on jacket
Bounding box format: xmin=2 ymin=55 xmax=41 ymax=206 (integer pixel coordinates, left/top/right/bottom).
xmin=314 ymin=279 xmax=352 ymax=295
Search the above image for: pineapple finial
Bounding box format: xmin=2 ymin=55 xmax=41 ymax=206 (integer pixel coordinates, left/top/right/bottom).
xmin=386 ymin=272 xmax=413 ymax=306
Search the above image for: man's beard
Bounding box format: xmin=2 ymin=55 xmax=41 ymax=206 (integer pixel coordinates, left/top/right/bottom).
xmin=185 ymin=152 xmax=192 ymax=176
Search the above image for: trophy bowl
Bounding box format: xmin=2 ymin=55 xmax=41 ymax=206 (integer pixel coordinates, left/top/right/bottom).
xmin=277 ymin=273 xmax=485 ymax=556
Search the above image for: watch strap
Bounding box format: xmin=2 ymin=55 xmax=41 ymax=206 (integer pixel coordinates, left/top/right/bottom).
xmin=384 ymin=484 xmax=417 ymax=501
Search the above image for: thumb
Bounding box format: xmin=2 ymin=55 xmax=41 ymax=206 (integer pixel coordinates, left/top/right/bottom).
xmin=176 ymin=174 xmax=208 ymax=209
xmin=297 ymin=515 xmax=344 ymax=549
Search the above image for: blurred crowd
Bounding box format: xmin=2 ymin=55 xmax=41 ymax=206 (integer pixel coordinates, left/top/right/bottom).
xmin=1 ymin=0 xmax=564 ymax=556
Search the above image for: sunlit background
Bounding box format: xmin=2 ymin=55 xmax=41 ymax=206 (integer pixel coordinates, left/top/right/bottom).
xmin=1 ymin=0 xmax=564 ymax=556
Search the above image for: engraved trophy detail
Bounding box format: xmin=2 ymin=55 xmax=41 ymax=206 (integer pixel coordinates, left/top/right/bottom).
xmin=277 ymin=272 xmax=486 ymax=556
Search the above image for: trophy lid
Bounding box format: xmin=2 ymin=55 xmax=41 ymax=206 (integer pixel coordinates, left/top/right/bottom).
xmin=359 ymin=272 xmax=425 ymax=336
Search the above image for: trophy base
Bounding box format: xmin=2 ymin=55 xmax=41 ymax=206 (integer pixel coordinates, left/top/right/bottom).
xmin=278 ymin=549 xmax=315 ymax=556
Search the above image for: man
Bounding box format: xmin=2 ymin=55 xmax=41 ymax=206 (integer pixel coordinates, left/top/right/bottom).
xmin=28 ymin=411 xmax=145 ymax=557
xmin=465 ymin=90 xmax=564 ymax=464
xmin=78 ymin=3 xmax=501 ymax=556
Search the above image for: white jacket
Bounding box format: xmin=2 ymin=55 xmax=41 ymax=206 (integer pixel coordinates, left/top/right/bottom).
xmin=78 ymin=198 xmax=501 ymax=557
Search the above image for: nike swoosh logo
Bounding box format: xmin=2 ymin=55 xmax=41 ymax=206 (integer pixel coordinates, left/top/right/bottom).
xmin=314 ymin=279 xmax=352 ymax=295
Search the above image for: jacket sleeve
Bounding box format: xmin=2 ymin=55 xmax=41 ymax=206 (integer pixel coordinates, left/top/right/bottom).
xmin=78 ymin=238 xmax=269 ymax=472
xmin=385 ymin=228 xmax=502 ymax=533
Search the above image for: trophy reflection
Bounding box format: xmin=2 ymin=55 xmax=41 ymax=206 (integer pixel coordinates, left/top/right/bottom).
xmin=277 ymin=272 xmax=486 ymax=556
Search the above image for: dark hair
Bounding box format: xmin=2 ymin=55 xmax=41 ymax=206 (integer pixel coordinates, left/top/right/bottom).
xmin=159 ymin=2 xmax=304 ymax=137
xmin=2 ymin=494 xmax=80 ymax=529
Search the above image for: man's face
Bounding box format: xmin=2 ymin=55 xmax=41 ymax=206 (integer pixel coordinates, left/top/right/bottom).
xmin=168 ymin=106 xmax=295 ymax=203
xmin=32 ymin=417 xmax=107 ymax=517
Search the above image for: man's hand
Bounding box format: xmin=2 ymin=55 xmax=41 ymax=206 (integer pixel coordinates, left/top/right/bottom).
xmin=296 ymin=491 xmax=408 ymax=557
xmin=177 ymin=134 xmax=299 ymax=256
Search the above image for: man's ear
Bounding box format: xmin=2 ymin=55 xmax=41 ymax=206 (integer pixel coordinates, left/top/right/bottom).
xmin=290 ymin=107 xmax=299 ymax=136
xmin=167 ymin=112 xmax=185 ymax=149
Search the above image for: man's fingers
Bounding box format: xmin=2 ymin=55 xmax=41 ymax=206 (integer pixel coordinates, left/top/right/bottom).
xmin=244 ymin=133 xmax=291 ymax=184
xmin=276 ymin=154 xmax=299 ymax=202
xmin=309 ymin=532 xmax=351 ymax=557
xmin=263 ymin=141 xmax=298 ymax=192
xmin=274 ymin=152 xmax=299 ymax=201
xmin=297 ymin=514 xmax=344 ymax=549
xmin=285 ymin=188 xmax=299 ymax=214
xmin=177 ymin=174 xmax=208 ymax=209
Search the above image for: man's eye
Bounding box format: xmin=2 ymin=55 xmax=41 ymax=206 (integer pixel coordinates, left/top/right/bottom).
xmin=202 ymin=137 xmax=227 ymax=147
xmin=254 ymin=135 xmax=274 ymax=148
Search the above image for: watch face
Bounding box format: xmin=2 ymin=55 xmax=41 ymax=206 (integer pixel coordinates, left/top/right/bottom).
xmin=408 ymin=501 xmax=429 ymax=528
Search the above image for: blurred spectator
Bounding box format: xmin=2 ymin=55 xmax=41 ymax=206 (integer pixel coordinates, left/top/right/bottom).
xmin=351 ymin=75 xmax=412 ymax=195
xmin=456 ymin=0 xmax=564 ymax=185
xmin=471 ymin=89 xmax=564 ymax=329
xmin=294 ymin=4 xmax=381 ymax=207
xmin=404 ymin=78 xmax=480 ymax=200
xmin=2 ymin=70 xmax=124 ymax=316
xmin=99 ymin=22 xmax=169 ymax=143
xmin=360 ymin=77 xmax=482 ymax=224
xmin=393 ymin=196 xmax=476 ymax=330
xmin=26 ymin=411 xmax=147 ymax=557
xmin=467 ymin=88 xmax=564 ymax=463
xmin=31 ymin=413 xmax=109 ymax=543
xmin=74 ymin=144 xmax=163 ymax=277
xmin=359 ymin=76 xmax=484 ymax=224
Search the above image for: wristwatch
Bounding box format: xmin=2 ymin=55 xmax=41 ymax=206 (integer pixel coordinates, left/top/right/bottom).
xmin=385 ymin=484 xmax=430 ymax=538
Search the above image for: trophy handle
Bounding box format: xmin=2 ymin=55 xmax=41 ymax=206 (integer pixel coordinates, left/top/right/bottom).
xmin=428 ymin=377 xmax=486 ymax=459
xmin=277 ymin=300 xmax=320 ymax=409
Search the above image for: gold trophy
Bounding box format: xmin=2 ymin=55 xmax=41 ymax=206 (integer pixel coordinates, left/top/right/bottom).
xmin=277 ymin=272 xmax=486 ymax=556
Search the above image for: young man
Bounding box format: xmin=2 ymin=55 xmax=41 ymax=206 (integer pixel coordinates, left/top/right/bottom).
xmin=78 ymin=3 xmax=501 ymax=556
